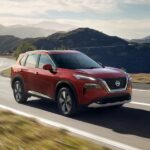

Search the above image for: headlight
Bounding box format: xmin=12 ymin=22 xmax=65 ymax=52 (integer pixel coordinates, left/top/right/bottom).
xmin=127 ymin=74 xmax=132 ymax=81
xmin=74 ymin=74 xmax=96 ymax=81
xmin=129 ymin=77 xmax=132 ymax=81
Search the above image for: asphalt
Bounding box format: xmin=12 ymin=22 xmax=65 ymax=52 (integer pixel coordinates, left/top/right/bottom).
xmin=133 ymin=83 xmax=150 ymax=90
xmin=0 ymin=57 xmax=150 ymax=150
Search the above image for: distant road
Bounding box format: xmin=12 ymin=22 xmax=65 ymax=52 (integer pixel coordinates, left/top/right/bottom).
xmin=0 ymin=57 xmax=149 ymax=150
xmin=133 ymin=82 xmax=150 ymax=90
xmin=0 ymin=57 xmax=15 ymax=71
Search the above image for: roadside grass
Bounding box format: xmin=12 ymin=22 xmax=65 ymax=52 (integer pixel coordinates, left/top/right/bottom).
xmin=0 ymin=68 xmax=11 ymax=78
xmin=0 ymin=67 xmax=150 ymax=84
xmin=0 ymin=110 xmax=110 ymax=150
xmin=130 ymin=74 xmax=150 ymax=84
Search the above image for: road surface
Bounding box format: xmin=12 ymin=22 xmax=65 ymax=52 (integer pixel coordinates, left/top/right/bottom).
xmin=0 ymin=57 xmax=149 ymax=150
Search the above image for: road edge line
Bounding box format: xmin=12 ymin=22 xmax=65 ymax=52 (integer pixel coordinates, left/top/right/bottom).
xmin=131 ymin=101 xmax=150 ymax=107
xmin=133 ymin=89 xmax=150 ymax=92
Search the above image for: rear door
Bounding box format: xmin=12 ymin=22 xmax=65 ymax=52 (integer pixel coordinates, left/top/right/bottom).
xmin=14 ymin=54 xmax=28 ymax=91
xmin=24 ymin=53 xmax=39 ymax=92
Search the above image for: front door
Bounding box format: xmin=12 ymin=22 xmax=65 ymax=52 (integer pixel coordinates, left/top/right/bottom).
xmin=33 ymin=54 xmax=58 ymax=99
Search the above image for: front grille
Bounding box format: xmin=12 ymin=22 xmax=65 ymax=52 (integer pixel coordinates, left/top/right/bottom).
xmin=103 ymin=77 xmax=127 ymax=90
xmin=97 ymin=95 xmax=131 ymax=104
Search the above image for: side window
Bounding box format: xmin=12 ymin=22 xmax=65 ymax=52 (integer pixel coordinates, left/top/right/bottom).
xmin=38 ymin=54 xmax=54 ymax=69
xmin=25 ymin=54 xmax=39 ymax=68
xmin=20 ymin=55 xmax=27 ymax=66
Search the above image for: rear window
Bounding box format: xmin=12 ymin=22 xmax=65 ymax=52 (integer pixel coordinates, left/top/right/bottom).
xmin=19 ymin=55 xmax=27 ymax=66
xmin=25 ymin=54 xmax=39 ymax=68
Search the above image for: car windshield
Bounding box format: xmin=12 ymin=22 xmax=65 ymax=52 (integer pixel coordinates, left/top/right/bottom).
xmin=50 ymin=52 xmax=102 ymax=69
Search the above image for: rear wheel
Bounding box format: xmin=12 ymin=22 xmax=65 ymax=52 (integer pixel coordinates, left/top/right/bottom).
xmin=13 ymin=80 xmax=28 ymax=103
xmin=57 ymin=87 xmax=77 ymax=116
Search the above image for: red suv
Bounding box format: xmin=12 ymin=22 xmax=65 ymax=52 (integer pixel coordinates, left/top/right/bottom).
xmin=11 ymin=50 xmax=132 ymax=116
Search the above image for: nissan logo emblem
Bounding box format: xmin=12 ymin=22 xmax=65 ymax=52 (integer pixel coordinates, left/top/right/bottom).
xmin=115 ymin=80 xmax=120 ymax=87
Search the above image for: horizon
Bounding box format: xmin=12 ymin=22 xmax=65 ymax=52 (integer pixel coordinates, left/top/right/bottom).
xmin=0 ymin=0 xmax=150 ymax=39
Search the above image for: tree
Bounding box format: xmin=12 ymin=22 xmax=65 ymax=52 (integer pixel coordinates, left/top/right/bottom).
xmin=14 ymin=42 xmax=36 ymax=58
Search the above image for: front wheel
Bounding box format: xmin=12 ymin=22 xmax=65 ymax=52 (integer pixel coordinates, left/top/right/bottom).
xmin=13 ymin=80 xmax=28 ymax=104
xmin=57 ymin=87 xmax=78 ymax=116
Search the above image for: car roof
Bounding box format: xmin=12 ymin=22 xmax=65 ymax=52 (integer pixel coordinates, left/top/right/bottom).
xmin=24 ymin=50 xmax=80 ymax=55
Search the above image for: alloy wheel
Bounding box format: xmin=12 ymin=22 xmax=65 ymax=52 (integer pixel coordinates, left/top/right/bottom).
xmin=14 ymin=81 xmax=23 ymax=102
xmin=58 ymin=90 xmax=72 ymax=115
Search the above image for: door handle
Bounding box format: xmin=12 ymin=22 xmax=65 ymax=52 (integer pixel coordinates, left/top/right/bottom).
xmin=35 ymin=72 xmax=38 ymax=75
xmin=21 ymin=69 xmax=27 ymax=72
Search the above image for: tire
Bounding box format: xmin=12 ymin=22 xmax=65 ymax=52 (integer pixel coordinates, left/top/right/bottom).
xmin=13 ymin=80 xmax=28 ymax=104
xmin=57 ymin=87 xmax=78 ymax=117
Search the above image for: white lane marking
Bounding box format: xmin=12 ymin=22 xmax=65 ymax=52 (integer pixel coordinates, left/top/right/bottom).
xmin=131 ymin=101 xmax=150 ymax=107
xmin=0 ymin=104 xmax=140 ymax=150
xmin=133 ymin=89 xmax=150 ymax=92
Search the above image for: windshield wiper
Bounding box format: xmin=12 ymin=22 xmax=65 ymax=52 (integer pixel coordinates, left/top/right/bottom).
xmin=87 ymin=67 xmax=99 ymax=69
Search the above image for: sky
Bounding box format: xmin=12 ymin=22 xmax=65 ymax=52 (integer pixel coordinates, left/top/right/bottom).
xmin=0 ymin=0 xmax=150 ymax=39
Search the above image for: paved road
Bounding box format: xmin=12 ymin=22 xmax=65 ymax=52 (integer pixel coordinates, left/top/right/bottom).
xmin=133 ymin=83 xmax=150 ymax=90
xmin=0 ymin=57 xmax=150 ymax=150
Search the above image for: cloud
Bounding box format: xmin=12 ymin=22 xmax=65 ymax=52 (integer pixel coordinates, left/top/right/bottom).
xmin=0 ymin=0 xmax=149 ymax=39
xmin=0 ymin=0 xmax=118 ymax=17
xmin=0 ymin=16 xmax=44 ymax=26
xmin=124 ymin=0 xmax=150 ymax=5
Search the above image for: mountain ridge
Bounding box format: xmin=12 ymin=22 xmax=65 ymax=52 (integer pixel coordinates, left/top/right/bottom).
xmin=0 ymin=28 xmax=149 ymax=73
xmin=0 ymin=21 xmax=77 ymax=38
xmin=131 ymin=35 xmax=150 ymax=43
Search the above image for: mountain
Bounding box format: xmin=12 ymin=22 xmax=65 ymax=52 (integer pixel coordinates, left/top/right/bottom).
xmin=0 ymin=21 xmax=77 ymax=38
xmin=0 ymin=25 xmax=56 ymax=38
xmin=0 ymin=35 xmax=21 ymax=53
xmin=27 ymin=28 xmax=128 ymax=49
xmin=30 ymin=21 xmax=77 ymax=31
xmin=145 ymin=36 xmax=150 ymax=39
xmin=131 ymin=35 xmax=150 ymax=43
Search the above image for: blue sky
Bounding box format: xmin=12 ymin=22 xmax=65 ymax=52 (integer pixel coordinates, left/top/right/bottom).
xmin=0 ymin=0 xmax=150 ymax=39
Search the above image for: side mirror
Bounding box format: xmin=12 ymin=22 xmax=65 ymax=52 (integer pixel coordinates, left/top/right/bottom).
xmin=43 ymin=64 xmax=57 ymax=73
xmin=43 ymin=64 xmax=52 ymax=71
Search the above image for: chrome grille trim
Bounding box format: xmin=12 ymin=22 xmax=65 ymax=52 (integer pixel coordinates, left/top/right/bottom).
xmin=99 ymin=76 xmax=128 ymax=93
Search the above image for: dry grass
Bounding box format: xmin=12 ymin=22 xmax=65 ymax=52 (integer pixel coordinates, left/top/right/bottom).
xmin=0 ymin=68 xmax=11 ymax=78
xmin=130 ymin=74 xmax=150 ymax=84
xmin=0 ymin=111 xmax=110 ymax=150
xmin=1 ymin=68 xmax=150 ymax=84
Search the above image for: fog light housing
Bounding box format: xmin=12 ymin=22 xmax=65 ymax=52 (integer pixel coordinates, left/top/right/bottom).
xmin=84 ymin=83 xmax=102 ymax=89
xmin=83 ymin=83 xmax=102 ymax=94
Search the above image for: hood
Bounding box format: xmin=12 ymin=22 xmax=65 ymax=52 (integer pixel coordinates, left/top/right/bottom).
xmin=75 ymin=67 xmax=127 ymax=78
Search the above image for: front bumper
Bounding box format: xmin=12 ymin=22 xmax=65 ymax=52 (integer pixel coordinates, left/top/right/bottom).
xmin=76 ymin=77 xmax=132 ymax=105
xmin=88 ymin=94 xmax=131 ymax=107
